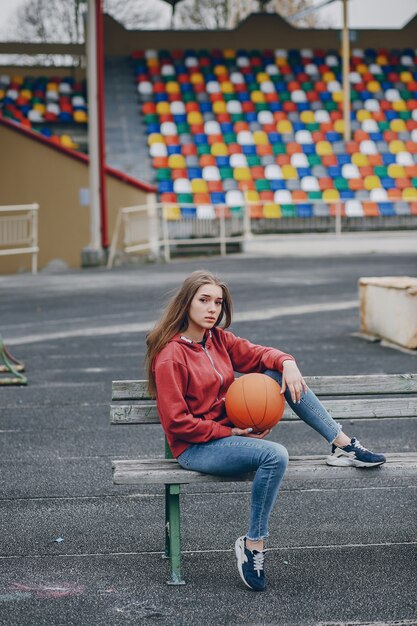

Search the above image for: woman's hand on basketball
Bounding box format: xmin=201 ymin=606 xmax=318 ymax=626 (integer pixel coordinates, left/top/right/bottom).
xmin=281 ymin=360 xmax=308 ymax=404
xmin=231 ymin=427 xmax=271 ymax=439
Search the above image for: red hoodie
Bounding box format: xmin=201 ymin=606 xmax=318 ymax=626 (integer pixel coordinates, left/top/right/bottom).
xmin=153 ymin=327 xmax=294 ymax=458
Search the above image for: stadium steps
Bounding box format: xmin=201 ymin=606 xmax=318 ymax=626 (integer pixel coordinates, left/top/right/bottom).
xmin=104 ymin=56 xmax=153 ymax=183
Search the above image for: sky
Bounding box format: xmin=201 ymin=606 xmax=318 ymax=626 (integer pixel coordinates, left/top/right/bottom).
xmin=0 ymin=0 xmax=416 ymax=32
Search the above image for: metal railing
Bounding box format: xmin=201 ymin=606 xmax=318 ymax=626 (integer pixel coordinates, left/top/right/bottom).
xmin=107 ymin=198 xmax=417 ymax=267
xmin=0 ymin=204 xmax=39 ymax=274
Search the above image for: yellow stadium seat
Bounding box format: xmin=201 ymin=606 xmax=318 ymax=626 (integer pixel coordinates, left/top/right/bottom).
xmin=33 ymin=103 xmax=46 ymax=113
xmin=165 ymin=81 xmax=180 ymax=94
xmin=333 ymin=119 xmax=345 ymax=133
xmin=389 ymin=140 xmax=405 ymax=154
xmin=276 ymin=120 xmax=292 ymax=134
xmin=223 ymin=49 xmax=235 ymax=59
xmin=251 ymin=91 xmax=265 ymax=104
xmin=400 ymin=71 xmax=413 ymax=83
xmin=168 ymin=154 xmax=186 ymax=169
xmin=191 ymin=179 xmax=208 ymax=193
xmin=148 ymin=133 xmax=165 ymax=145
xmin=20 ymin=89 xmax=32 ymax=100
xmin=376 ymin=54 xmax=388 ymax=65
xmin=47 ymin=82 xmax=58 ymax=92
xmin=156 ymin=102 xmax=171 ymax=115
xmin=234 ymin=167 xmax=252 ymax=181
xmin=187 ymin=111 xmax=203 ymax=125
xmin=322 ymin=71 xmax=335 ymax=82
xmin=402 ymin=188 xmax=417 ymax=200
xmin=281 ymin=165 xmax=297 ymax=179
xmin=356 ymin=63 xmax=368 ymax=74
xmin=213 ymin=101 xmax=227 ymax=114
xmin=73 ymin=110 xmax=87 ymax=123
xmin=392 ymin=101 xmax=407 ymax=113
xmin=300 ymin=111 xmax=315 ymax=124
xmin=246 ymin=190 xmax=260 ymax=202
xmin=163 ymin=205 xmax=181 ymax=220
xmin=316 ymin=141 xmax=333 ymax=156
xmin=332 ymin=91 xmax=343 ymax=103
xmin=256 ymin=72 xmax=269 ymax=83
xmin=211 ymin=142 xmax=228 ymax=156
xmin=60 ymin=135 xmax=77 ymax=149
xmin=357 ymin=109 xmax=371 ymax=122
xmin=147 ymin=58 xmax=159 ymax=68
xmin=214 ymin=65 xmax=227 ymax=76
xmin=390 ymin=119 xmax=406 ymax=133
xmin=12 ymin=75 xmax=24 ymax=85
xmin=323 ymin=189 xmax=340 ymax=201
xmin=0 ymin=89 xmax=4 ymax=99
xmin=190 ymin=73 xmax=204 ymax=84
xmin=387 ymin=164 xmax=405 ymax=179
xmin=253 ymin=131 xmax=268 ymax=145
xmin=367 ymin=81 xmax=380 ymax=93
xmin=220 ymin=81 xmax=234 ymax=94
xmin=276 ymin=57 xmax=287 ymax=67
xmin=351 ymin=153 xmax=369 ymax=167
xmin=364 ymin=176 xmax=381 ymax=190
xmin=263 ymin=203 xmax=281 ymax=218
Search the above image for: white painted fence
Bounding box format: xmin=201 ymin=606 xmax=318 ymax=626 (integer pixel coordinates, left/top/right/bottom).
xmin=107 ymin=198 xmax=416 ymax=267
xmin=0 ymin=204 xmax=39 ymax=274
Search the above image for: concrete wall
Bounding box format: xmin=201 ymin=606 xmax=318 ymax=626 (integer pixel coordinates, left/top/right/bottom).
xmin=0 ymin=120 xmax=154 ymax=274
xmin=103 ymin=13 xmax=417 ymax=55
xmin=0 ymin=65 xmax=85 ymax=80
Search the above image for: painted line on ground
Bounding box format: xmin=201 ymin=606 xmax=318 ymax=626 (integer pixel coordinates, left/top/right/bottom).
xmin=0 ymin=484 xmax=414 ymax=503
xmin=6 ymin=300 xmax=358 ymax=346
xmin=0 ymin=540 xmax=416 ymax=560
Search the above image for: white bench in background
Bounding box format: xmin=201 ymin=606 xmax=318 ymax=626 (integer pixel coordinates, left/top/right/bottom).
xmin=0 ymin=204 xmax=39 ymax=274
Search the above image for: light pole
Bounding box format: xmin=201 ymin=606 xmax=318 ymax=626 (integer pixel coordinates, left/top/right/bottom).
xmin=83 ymin=0 xmax=108 ymax=267
xmin=342 ymin=0 xmax=351 ymax=142
xmin=288 ymin=0 xmax=352 ymax=142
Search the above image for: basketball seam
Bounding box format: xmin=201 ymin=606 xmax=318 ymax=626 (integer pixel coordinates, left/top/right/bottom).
xmin=257 ymin=375 xmax=269 ymax=431
xmin=242 ymin=376 xmax=257 ymax=429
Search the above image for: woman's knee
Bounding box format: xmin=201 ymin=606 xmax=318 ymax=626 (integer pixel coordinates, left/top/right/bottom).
xmin=264 ymin=441 xmax=289 ymax=469
xmin=263 ymin=369 xmax=282 ymax=385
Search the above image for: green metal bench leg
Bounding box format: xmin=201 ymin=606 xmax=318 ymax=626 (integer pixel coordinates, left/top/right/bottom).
xmin=165 ymin=483 xmax=185 ymax=585
xmin=164 ymin=484 xmax=171 ymax=559
xmin=0 ymin=335 xmax=27 ymax=386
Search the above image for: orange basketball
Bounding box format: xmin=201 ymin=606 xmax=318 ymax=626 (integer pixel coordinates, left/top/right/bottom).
xmin=225 ymin=373 xmax=285 ymax=431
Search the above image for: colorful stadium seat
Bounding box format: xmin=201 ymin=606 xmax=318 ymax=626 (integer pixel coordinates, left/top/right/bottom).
xmin=0 ymin=74 xmax=87 ymax=149
xmin=133 ymin=47 xmax=417 ymax=221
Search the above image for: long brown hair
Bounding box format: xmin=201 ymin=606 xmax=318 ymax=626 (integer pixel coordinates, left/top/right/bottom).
xmin=145 ymin=270 xmax=233 ymax=397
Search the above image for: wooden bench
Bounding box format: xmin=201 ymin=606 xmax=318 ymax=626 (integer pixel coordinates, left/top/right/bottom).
xmin=111 ymin=374 xmax=417 ymax=585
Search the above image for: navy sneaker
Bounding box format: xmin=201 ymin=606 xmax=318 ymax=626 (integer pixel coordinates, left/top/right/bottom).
xmin=326 ymin=437 xmax=386 ymax=468
xmin=235 ymin=536 xmax=266 ymax=591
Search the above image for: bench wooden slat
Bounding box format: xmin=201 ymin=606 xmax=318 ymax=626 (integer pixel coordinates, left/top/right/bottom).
xmin=112 ymin=453 xmax=417 ymax=485
xmin=112 ymin=374 xmax=417 ymax=401
xmin=110 ymin=396 xmax=417 ymax=424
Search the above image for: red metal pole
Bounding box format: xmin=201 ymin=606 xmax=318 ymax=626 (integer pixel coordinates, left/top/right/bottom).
xmin=95 ymin=0 xmax=109 ymax=248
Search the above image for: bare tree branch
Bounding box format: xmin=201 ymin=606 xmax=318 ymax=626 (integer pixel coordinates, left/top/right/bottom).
xmin=1 ymin=0 xmax=322 ymax=43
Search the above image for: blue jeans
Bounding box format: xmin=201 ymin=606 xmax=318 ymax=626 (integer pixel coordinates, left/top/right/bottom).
xmin=177 ymin=369 xmax=342 ymax=541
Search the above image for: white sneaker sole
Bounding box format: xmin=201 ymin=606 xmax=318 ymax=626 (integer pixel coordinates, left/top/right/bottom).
xmin=326 ymin=455 xmax=386 ymax=468
xmin=234 ymin=536 xmax=253 ymax=590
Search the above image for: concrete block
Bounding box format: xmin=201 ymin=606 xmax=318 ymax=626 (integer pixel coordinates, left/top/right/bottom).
xmin=359 ymin=276 xmax=417 ymax=349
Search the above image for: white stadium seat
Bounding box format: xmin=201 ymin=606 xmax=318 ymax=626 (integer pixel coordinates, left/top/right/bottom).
xmin=265 ymin=164 xmax=282 ymax=180
xmin=342 ymin=164 xmax=360 ymax=179
xmin=345 ymin=200 xmax=364 ymax=217
xmin=174 ymin=178 xmax=192 ymax=194
xmin=230 ymin=154 xmax=248 ymax=168
xmin=202 ymin=166 xmax=221 ymax=181
xmin=226 ymin=190 xmax=244 ymax=206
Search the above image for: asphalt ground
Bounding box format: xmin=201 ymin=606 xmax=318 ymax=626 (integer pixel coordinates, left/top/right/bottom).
xmin=1 ymin=247 xmax=417 ymax=626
